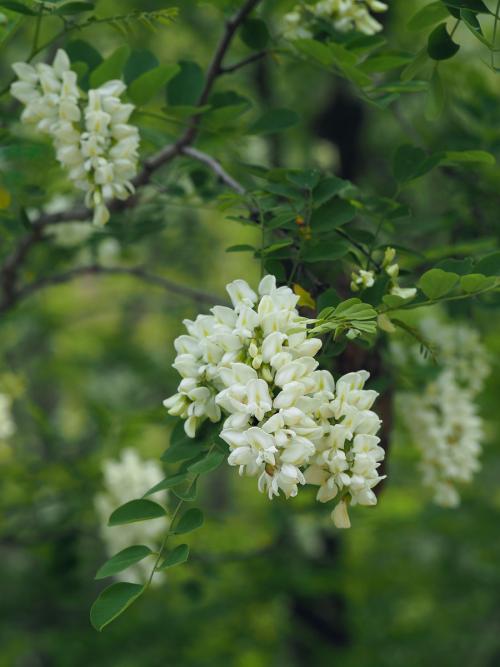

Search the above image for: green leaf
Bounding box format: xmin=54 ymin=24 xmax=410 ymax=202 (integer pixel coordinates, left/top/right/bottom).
xmin=328 ymin=42 xmax=372 ymax=87
xmin=95 ymin=545 xmax=153 ymax=580
xmin=0 ymin=1 xmax=36 ymax=15
xmin=302 ymin=240 xmax=350 ymax=263
xmin=475 ymin=252 xmax=500 ymax=276
xmin=172 ymin=479 xmax=198 ymax=502
xmin=90 ymin=45 xmax=130 ymax=88
xmin=436 ymin=257 xmax=474 ymax=274
xmin=393 ymin=144 xmax=440 ymax=184
xmin=427 ymin=23 xmax=460 ymax=60
xmin=417 ymin=268 xmax=459 ymax=299
xmin=382 ymin=294 xmax=408 ymax=308
xmin=407 ymin=2 xmax=450 ymax=31
xmin=170 ymin=419 xmax=191 ymax=447
xmin=260 ymin=240 xmax=294 ymax=255
xmin=157 ymin=544 xmax=189 ymax=570
xmin=362 ymin=53 xmax=413 ymax=74
xmin=310 ymin=198 xmax=356 ymax=232
xmin=173 ymin=508 xmax=204 ymax=535
xmin=442 ymin=0 xmax=490 ymax=12
xmin=167 ymin=61 xmax=204 ymax=106
xmin=240 ymin=18 xmax=269 ymax=49
xmin=54 ymin=2 xmax=94 ymax=15
xmin=225 ymin=244 xmax=256 ymax=253
xmin=439 ymin=150 xmax=495 ymax=166
xmin=128 ymin=64 xmax=180 ymax=105
xmin=188 ymin=450 xmax=225 ymax=474
xmin=461 ymin=9 xmax=491 ymax=46
xmin=460 ymin=274 xmax=496 ymax=293
xmin=143 ymin=472 xmax=190 ymax=496
xmin=401 ymin=48 xmax=429 ymax=82
xmin=124 ymin=49 xmax=159 ymax=85
xmin=293 ymin=39 xmax=334 ymax=67
xmin=317 ymin=288 xmax=341 ymax=312
xmin=250 ymin=108 xmax=300 ymax=135
xmin=287 ymin=169 xmax=321 ymax=190
xmin=66 ymin=39 xmax=102 ymax=72
xmin=425 ymin=67 xmax=444 ymax=120
xmin=161 ymin=441 xmax=205 ymax=463
xmin=90 ymin=582 xmax=144 ymax=631
xmin=313 ymin=176 xmax=349 ymax=206
xmin=108 ymin=499 xmax=166 ymax=526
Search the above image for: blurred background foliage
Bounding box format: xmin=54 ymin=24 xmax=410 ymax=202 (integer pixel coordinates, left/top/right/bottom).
xmin=1 ymin=0 xmax=500 ymax=665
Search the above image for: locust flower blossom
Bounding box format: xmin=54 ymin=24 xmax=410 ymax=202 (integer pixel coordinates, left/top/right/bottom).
xmin=284 ymin=0 xmax=388 ymax=40
xmin=393 ymin=315 xmax=490 ymax=507
xmin=10 ymin=50 xmax=139 ymax=226
xmin=164 ymin=275 xmax=385 ymax=527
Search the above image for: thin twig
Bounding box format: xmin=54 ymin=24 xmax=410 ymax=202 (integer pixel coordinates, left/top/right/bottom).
xmin=182 ymin=147 xmax=247 ymax=195
xmin=219 ymin=50 xmax=268 ymax=74
xmin=2 ymin=265 xmax=228 ymax=313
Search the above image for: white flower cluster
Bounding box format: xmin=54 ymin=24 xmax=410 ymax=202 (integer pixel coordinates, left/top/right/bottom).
xmin=404 ymin=371 xmax=483 ymax=508
xmin=0 ymin=393 xmax=15 ymax=439
xmin=164 ymin=275 xmax=384 ymax=527
xmin=284 ymin=0 xmax=388 ymax=40
xmin=10 ymin=49 xmax=140 ymax=226
xmin=94 ymin=448 xmax=169 ymax=584
xmin=394 ymin=316 xmax=490 ymax=507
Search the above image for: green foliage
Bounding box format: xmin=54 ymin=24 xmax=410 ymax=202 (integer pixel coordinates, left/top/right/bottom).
xmin=407 ymin=2 xmax=450 ymax=31
xmin=108 ymin=499 xmax=166 ymax=526
xmin=240 ymin=18 xmax=269 ymax=49
xmin=417 ymin=268 xmax=460 ymax=299
xmin=0 ymin=1 xmax=36 ymax=15
xmin=128 ymin=64 xmax=180 ymax=105
xmin=90 ymin=582 xmax=144 ymax=632
xmin=173 ymin=508 xmax=204 ymax=535
xmin=157 ymin=544 xmax=189 ymax=570
xmin=249 ymin=108 xmax=300 ymax=134
xmin=95 ymin=546 xmax=153 ymax=580
xmin=167 ymin=61 xmax=204 ymax=106
xmin=90 ymin=45 xmax=131 ymax=88
xmin=2 ymin=0 xmax=500 ymax=659
xmin=311 ymin=298 xmax=378 ymax=340
xmin=428 ymin=23 xmax=460 ymax=60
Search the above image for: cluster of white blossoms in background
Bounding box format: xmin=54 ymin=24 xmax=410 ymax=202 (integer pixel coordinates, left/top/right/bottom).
xmin=10 ymin=49 xmax=140 ymax=226
xmin=351 ymin=247 xmax=417 ymax=300
xmin=164 ymin=275 xmax=385 ymax=528
xmin=94 ymin=449 xmax=169 ymax=584
xmin=0 ymin=393 xmax=15 ymax=439
xmin=393 ymin=316 xmax=490 ymax=507
xmin=404 ymin=372 xmax=483 ymax=508
xmin=284 ymin=0 xmax=388 ymax=40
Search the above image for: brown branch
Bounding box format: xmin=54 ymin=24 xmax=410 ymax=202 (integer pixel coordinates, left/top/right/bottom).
xmin=219 ymin=49 xmax=268 ymax=74
xmin=0 ymin=0 xmax=262 ymax=314
xmin=4 ymin=265 xmax=229 ymax=313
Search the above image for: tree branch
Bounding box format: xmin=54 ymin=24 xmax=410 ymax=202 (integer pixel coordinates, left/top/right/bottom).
xmin=1 ymin=265 xmax=228 ymax=314
xmin=182 ymin=147 xmax=247 ymax=195
xmin=219 ymin=50 xmax=268 ymax=74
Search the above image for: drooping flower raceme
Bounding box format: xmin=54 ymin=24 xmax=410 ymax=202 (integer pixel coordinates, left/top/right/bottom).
xmin=393 ymin=315 xmax=490 ymax=507
xmin=284 ymin=0 xmax=388 ymax=40
xmin=94 ymin=448 xmax=169 ymax=584
xmin=10 ymin=50 xmax=140 ymax=226
xmin=403 ymin=371 xmax=483 ymax=508
xmin=164 ymin=275 xmax=384 ymax=527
